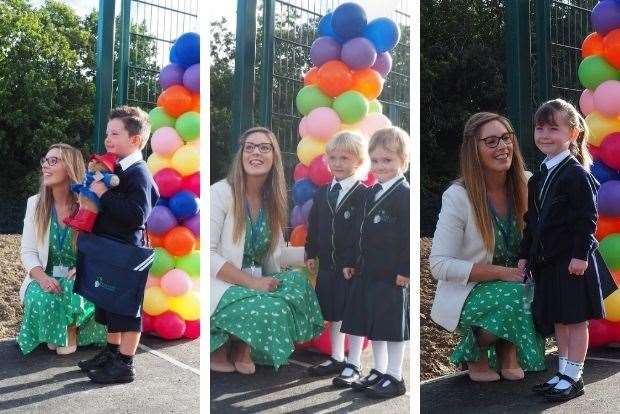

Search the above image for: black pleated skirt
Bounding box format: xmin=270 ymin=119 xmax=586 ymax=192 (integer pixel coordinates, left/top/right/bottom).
xmin=315 ymin=268 xmax=351 ymax=322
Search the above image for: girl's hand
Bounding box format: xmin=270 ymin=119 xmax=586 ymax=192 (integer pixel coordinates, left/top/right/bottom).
xmin=500 ymin=267 xmax=525 ymax=283
xmin=305 ymin=259 xmax=317 ymax=275
xmin=67 ymin=268 xmax=76 ymax=280
xmin=568 ymin=258 xmax=588 ymax=276
xmin=517 ymin=259 xmax=528 ymax=272
xmin=250 ymin=277 xmax=280 ymax=292
xmin=37 ymin=276 xmax=61 ymax=294
xmin=395 ymin=275 xmax=409 ymax=287
xmin=343 ymin=267 xmax=355 ymax=280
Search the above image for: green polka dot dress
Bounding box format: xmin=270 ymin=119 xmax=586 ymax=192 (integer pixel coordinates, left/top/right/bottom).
xmin=210 ymin=208 xmax=324 ymax=369
xmin=449 ymin=213 xmax=546 ymax=371
xmin=17 ymin=210 xmax=107 ymax=354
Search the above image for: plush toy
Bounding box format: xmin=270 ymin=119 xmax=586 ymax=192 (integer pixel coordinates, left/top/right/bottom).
xmin=64 ymin=153 xmax=120 ymax=232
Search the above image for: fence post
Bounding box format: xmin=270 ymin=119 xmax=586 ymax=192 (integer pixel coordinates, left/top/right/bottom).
xmin=232 ymin=0 xmax=258 ymax=153
xmin=505 ymin=0 xmax=535 ymax=166
xmin=116 ymin=0 xmax=131 ymax=106
xmin=259 ymin=0 xmax=275 ymax=128
xmin=535 ymin=0 xmax=552 ymax=105
xmin=93 ymin=0 xmax=116 ymax=153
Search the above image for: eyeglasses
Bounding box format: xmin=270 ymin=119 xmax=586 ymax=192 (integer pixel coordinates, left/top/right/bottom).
xmin=243 ymin=142 xmax=273 ymax=153
xmin=40 ymin=156 xmax=60 ymax=166
xmin=479 ymin=132 xmax=514 ymax=148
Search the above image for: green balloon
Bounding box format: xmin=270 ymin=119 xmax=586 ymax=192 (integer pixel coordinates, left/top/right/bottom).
xmin=333 ymin=91 xmax=369 ymax=124
xmin=175 ymin=111 xmax=200 ymax=142
xmin=368 ymin=100 xmax=383 ymax=114
xmin=296 ymin=85 xmax=333 ymax=116
xmin=150 ymin=248 xmax=175 ymax=277
xmin=149 ymin=107 xmax=176 ymax=132
xmin=176 ymin=251 xmax=200 ymax=278
xmin=600 ymin=234 xmax=620 ymax=270
xmin=578 ymin=56 xmax=620 ymax=90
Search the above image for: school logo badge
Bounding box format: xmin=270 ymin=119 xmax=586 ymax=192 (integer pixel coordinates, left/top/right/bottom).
xmin=373 ymin=214 xmax=381 ymax=223
xmin=344 ymin=210 xmax=351 ymax=219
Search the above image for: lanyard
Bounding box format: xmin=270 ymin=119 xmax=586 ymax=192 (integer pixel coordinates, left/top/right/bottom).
xmin=52 ymin=208 xmax=70 ymax=265
xmin=245 ymin=201 xmax=263 ymax=266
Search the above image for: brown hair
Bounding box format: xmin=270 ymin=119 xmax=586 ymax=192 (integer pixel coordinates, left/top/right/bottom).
xmin=226 ymin=127 xmax=288 ymax=254
xmin=108 ymin=106 xmax=151 ymax=149
xmin=369 ymin=126 xmax=410 ymax=172
xmin=534 ymin=98 xmax=592 ymax=170
xmin=458 ymin=112 xmax=528 ymax=252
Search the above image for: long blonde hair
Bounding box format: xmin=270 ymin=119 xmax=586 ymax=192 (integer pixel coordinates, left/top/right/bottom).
xmin=35 ymin=143 xmax=86 ymax=245
xmin=458 ymin=113 xmax=528 ymax=253
xmin=227 ymin=127 xmax=288 ymax=254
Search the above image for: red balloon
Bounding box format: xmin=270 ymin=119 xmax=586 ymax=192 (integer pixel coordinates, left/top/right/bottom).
xmin=294 ymin=163 xmax=310 ymax=181
xmin=153 ymin=311 xmax=186 ymax=340
xmin=308 ymin=155 xmax=333 ymax=186
xmin=596 ymin=215 xmax=620 ymax=240
xmin=599 ymin=132 xmax=620 ymax=170
xmin=363 ymin=172 xmax=377 ymax=187
xmin=588 ymin=319 xmax=613 ymax=347
xmin=154 ymin=168 xmax=183 ymax=198
xmin=142 ymin=312 xmax=154 ymax=333
xmin=604 ymin=29 xmax=620 ymax=69
xmin=184 ymin=319 xmax=200 ymax=339
xmin=589 ymin=143 xmax=601 ymax=159
xmin=181 ymin=172 xmax=200 ymax=197
xmin=582 ymin=32 xmax=604 ymax=58
xmin=317 ymin=60 xmax=353 ymax=98
xmin=303 ymin=66 xmax=320 ymax=86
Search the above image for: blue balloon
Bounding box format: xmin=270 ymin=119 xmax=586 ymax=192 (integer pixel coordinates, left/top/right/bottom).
xmin=331 ymin=2 xmax=367 ymax=41
xmin=592 ymin=160 xmax=620 ymax=184
xmin=293 ymin=179 xmax=317 ymax=206
xmin=173 ymin=32 xmax=200 ymax=67
xmin=363 ymin=17 xmax=400 ymax=53
xmin=318 ymin=13 xmax=343 ymax=43
xmin=169 ymin=190 xmax=200 ymax=220
xmin=156 ymin=197 xmax=169 ymax=207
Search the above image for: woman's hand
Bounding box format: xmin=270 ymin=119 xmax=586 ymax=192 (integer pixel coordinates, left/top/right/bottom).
xmin=305 ymin=259 xmax=317 ymax=275
xmin=343 ymin=267 xmax=355 ymax=280
xmin=499 ymin=267 xmax=525 ymax=283
xmin=517 ymin=259 xmax=528 ymax=272
xmin=36 ymin=275 xmax=61 ymax=294
xmin=67 ymin=267 xmax=76 ymax=280
xmin=568 ymin=258 xmax=588 ymax=276
xmin=250 ymin=277 xmax=280 ymax=292
xmin=395 ymin=275 xmax=409 ymax=287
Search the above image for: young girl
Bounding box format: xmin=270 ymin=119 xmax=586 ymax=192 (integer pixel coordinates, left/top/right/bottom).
xmin=519 ymin=99 xmax=610 ymax=402
xmin=341 ymin=127 xmax=410 ymax=399
xmin=305 ymin=132 xmax=368 ymax=386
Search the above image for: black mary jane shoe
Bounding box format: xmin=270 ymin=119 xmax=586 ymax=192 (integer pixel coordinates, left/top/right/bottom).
xmin=308 ymin=357 xmax=346 ymax=377
xmin=332 ymin=363 xmax=362 ymax=388
xmin=351 ymin=369 xmax=384 ymax=392
xmin=531 ymin=372 xmax=561 ymax=395
xmin=544 ymin=374 xmax=584 ymax=402
xmin=365 ymin=374 xmax=406 ymax=399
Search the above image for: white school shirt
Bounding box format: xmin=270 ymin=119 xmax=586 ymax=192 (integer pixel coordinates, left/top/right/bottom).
xmin=374 ymin=174 xmax=405 ymax=200
xmin=329 ymin=175 xmax=358 ymax=207
xmin=118 ymin=150 xmax=143 ymax=171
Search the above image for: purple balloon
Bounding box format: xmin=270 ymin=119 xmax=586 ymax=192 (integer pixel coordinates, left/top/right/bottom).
xmin=310 ymin=36 xmax=342 ymax=67
xmin=291 ymin=205 xmax=305 ymax=227
xmin=372 ymin=52 xmax=392 ymax=78
xmin=182 ymin=63 xmax=200 ymax=93
xmin=147 ymin=205 xmax=177 ymax=234
xmin=592 ymin=1 xmax=620 ymax=36
xmin=598 ymin=180 xmax=620 ymax=216
xmin=159 ymin=64 xmax=185 ymax=89
xmin=341 ymin=37 xmax=377 ymax=70
xmin=183 ymin=213 xmax=200 ymax=237
xmin=301 ymin=199 xmax=313 ymax=222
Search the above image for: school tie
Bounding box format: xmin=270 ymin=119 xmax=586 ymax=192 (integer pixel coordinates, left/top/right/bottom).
xmin=538 ymin=163 xmax=549 ymax=202
xmin=328 ymin=182 xmax=341 ymax=209
xmin=368 ymin=183 xmax=383 ymax=207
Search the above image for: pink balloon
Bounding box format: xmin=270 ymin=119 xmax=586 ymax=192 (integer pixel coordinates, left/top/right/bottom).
xmin=146 ymin=275 xmax=161 ymax=288
xmin=363 ymin=171 xmax=377 ymax=187
xmin=160 ymin=269 xmax=193 ymax=296
xmin=305 ymin=107 xmax=342 ymax=141
xmin=294 ymin=162 xmax=310 ymax=181
xmin=154 ymin=168 xmax=183 ymax=198
xmin=151 ymin=127 xmax=184 ymax=157
xmin=181 ymin=172 xmax=200 ymax=197
xmin=142 ymin=312 xmax=154 ymax=333
xmin=191 ymin=277 xmax=200 ymax=291
xmin=594 ymin=81 xmax=620 ymax=117
xmin=580 ymin=89 xmax=595 ymax=116
xmin=153 ymin=311 xmax=186 ymax=340
xmin=184 ymin=319 xmax=200 ymax=339
xmin=599 ymin=132 xmax=620 ymax=170
xmin=308 ymin=154 xmax=333 ymax=186
xmin=356 ymin=113 xmax=392 ymax=139
xmin=298 ymin=116 xmax=310 ymax=137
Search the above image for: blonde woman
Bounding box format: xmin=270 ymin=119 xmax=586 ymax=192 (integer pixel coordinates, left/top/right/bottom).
xmin=17 ymin=143 xmax=107 ymax=355
xmin=429 ymin=113 xmax=545 ymax=382
xmin=210 ymin=127 xmax=323 ymax=374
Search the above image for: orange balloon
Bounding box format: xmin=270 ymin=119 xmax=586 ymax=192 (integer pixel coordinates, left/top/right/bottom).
xmin=582 ymin=32 xmax=604 ymax=58
xmin=604 ymin=29 xmax=620 ymax=69
xmin=597 ymin=216 xmax=620 ymax=240
xmin=148 ymin=232 xmax=165 ymax=248
xmin=317 ymin=60 xmax=353 ymax=98
xmin=290 ymin=225 xmax=308 ymax=247
xmin=303 ymin=66 xmax=320 ymax=86
xmin=190 ymin=92 xmax=200 ymax=112
xmin=613 ymin=270 xmax=620 ymax=287
xmin=352 ymin=68 xmax=384 ymax=100
xmin=157 ymin=85 xmax=193 ymax=117
xmin=164 ymin=226 xmax=196 ymax=257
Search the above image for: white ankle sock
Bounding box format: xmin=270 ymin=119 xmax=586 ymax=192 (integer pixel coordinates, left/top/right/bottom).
xmin=340 ymin=335 xmax=364 ymax=375
xmin=385 ymin=341 xmax=406 ymax=381
xmin=325 ymin=321 xmax=345 ymax=364
xmin=372 ymin=340 xmax=388 ymax=374
xmin=555 ymin=360 xmax=584 ymax=390
xmin=547 ymin=356 xmax=568 ymax=385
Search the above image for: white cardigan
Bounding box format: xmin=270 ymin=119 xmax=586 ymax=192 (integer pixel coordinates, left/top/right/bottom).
xmin=19 ymin=194 xmax=50 ymax=302
xmin=210 ymin=180 xmax=305 ymax=315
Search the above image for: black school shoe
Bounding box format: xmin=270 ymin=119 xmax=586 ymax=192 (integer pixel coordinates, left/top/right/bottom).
xmin=532 ymin=372 xmax=562 ymax=395
xmin=308 ymin=357 xmax=346 ymax=376
xmin=77 ymin=347 xmax=116 ymax=372
xmin=351 ymin=369 xmax=384 ymax=391
xmin=544 ymin=374 xmax=584 ymax=402
xmin=332 ymin=363 xmax=362 ymax=388
xmin=87 ymin=354 xmax=135 ymax=384
xmin=365 ymin=374 xmax=406 ymax=399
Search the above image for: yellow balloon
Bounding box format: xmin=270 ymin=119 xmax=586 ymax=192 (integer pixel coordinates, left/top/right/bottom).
xmin=172 ymin=144 xmax=200 ymax=176
xmin=147 ymin=153 xmax=172 ymax=175
xmin=604 ymin=290 xmax=620 ymax=322
xmin=143 ymin=286 xmax=169 ymax=316
xmin=586 ymin=112 xmax=620 ymax=146
xmin=297 ymin=136 xmax=326 ymax=166
xmin=168 ymin=290 xmax=200 ymax=321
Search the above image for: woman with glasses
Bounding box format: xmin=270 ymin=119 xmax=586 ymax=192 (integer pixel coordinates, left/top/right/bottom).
xmin=17 ymin=143 xmax=107 ymax=355
xmin=429 ymin=113 xmax=545 ymax=382
xmin=210 ymin=127 xmax=323 ymax=374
